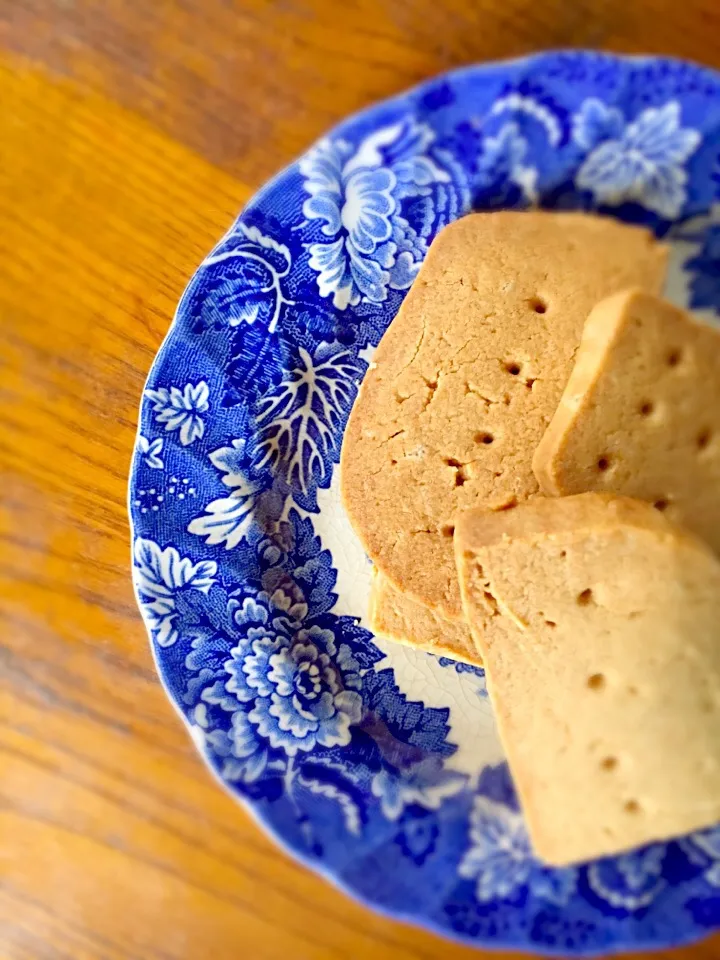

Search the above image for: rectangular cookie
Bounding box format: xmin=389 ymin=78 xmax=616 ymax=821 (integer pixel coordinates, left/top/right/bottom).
xmin=533 ymin=289 xmax=720 ymax=553
xmin=369 ymin=569 xmax=481 ymax=667
xmin=455 ymin=492 xmax=720 ymax=866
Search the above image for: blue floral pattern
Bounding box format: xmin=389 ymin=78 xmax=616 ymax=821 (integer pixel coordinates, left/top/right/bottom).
xmin=130 ymin=52 xmax=720 ymax=954
xmin=145 ymin=381 xmax=210 ymax=446
xmin=587 ymin=845 xmax=666 ymax=912
xmin=683 ymin=825 xmax=720 ymax=888
xmin=137 ymin=435 xmax=164 ymax=470
xmin=574 ymin=100 xmax=700 ymax=219
xmin=459 ymin=793 xmax=577 ymax=905
xmin=187 ymin=439 xmax=260 ymax=549
xmin=133 ymin=539 xmax=217 ymax=647
xmin=301 ymin=119 xmax=468 ymax=308
xmin=223 ymin=608 xmax=363 ymax=756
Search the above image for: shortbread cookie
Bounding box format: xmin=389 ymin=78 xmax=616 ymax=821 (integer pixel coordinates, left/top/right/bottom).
xmin=533 ymin=289 xmax=720 ymax=553
xmin=341 ymin=211 xmax=667 ymax=620
xmin=369 ymin=569 xmax=481 ymax=666
xmin=455 ymin=492 xmax=720 ymax=866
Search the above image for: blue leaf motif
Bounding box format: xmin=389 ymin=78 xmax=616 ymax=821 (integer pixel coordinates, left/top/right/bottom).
xmin=587 ymin=845 xmax=666 ymax=912
xmin=250 ymin=343 xmax=363 ymax=510
xmin=477 ymin=122 xmax=538 ymax=201
xmin=370 ymin=759 xmax=463 ymax=821
xmin=286 ymin=514 xmax=338 ymax=617
xmin=192 ymin=223 xmax=295 ymax=334
xmin=188 ymin=439 xmax=260 ymax=549
xmin=137 ymin=435 xmax=164 ymax=470
xmin=357 ymin=665 xmax=464 ymax=819
xmin=531 ymin=868 xmax=578 ymax=907
xmin=133 ymin=538 xmax=217 ymax=647
xmin=145 ymin=381 xmax=210 ymax=446
xmin=574 ymin=100 xmax=700 ymax=218
xmin=489 ymin=92 xmax=564 ymax=148
xmin=572 ymin=98 xmax=624 ymax=150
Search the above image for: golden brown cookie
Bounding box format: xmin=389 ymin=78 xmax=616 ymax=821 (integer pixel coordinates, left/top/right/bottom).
xmin=369 ymin=569 xmax=481 ymax=666
xmin=455 ymin=492 xmax=720 ymax=866
xmin=341 ymin=211 xmax=668 ymax=620
xmin=533 ymin=289 xmax=720 ymax=553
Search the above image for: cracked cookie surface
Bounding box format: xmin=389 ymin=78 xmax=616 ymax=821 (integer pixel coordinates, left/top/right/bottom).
xmin=341 ymin=211 xmax=668 ymax=620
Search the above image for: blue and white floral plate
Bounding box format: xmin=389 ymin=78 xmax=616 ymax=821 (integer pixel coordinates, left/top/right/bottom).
xmin=130 ymin=52 xmax=720 ymax=954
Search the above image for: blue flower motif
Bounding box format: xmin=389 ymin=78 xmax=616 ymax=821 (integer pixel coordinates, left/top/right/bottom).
xmin=459 ymin=791 xmax=576 ymax=905
xmin=253 ymin=629 xmax=362 ymax=753
xmin=137 ymin=435 xmax=164 ymax=470
xmin=180 ymin=511 xmax=364 ymax=791
xmin=301 ymin=119 xmax=460 ymax=309
xmin=573 ymin=100 xmax=700 ymax=219
xmin=685 ymin=225 xmax=720 ymax=313
xmin=145 ymin=381 xmax=210 ymax=446
xmin=200 ymin=592 xmax=363 ymax=760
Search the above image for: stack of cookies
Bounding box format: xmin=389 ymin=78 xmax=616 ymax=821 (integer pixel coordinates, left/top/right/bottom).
xmin=340 ymin=211 xmax=720 ymax=865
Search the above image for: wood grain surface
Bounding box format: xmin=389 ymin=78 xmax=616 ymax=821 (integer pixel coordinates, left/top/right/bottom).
xmin=2 ymin=2 xmax=720 ymax=958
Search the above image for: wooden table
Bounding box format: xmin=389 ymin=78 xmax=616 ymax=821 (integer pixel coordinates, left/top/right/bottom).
xmin=2 ymin=2 xmax=720 ymax=958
